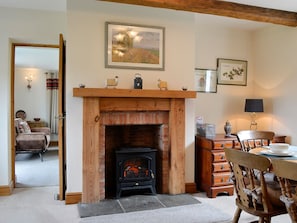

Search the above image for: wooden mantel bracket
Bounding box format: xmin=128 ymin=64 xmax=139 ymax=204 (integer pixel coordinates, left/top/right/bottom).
xmin=98 ymin=0 xmax=297 ymax=27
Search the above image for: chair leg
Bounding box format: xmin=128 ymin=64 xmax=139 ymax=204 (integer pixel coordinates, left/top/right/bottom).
xmin=259 ymin=216 xmax=271 ymax=223
xmin=39 ymin=152 xmax=43 ymax=162
xmin=233 ymin=207 xmax=242 ymax=223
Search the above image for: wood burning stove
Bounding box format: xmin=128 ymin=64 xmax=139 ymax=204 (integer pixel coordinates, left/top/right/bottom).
xmin=115 ymin=147 xmax=157 ymax=198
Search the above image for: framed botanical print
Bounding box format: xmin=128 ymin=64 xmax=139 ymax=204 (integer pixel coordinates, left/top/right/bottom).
xmin=217 ymin=58 xmax=247 ymax=86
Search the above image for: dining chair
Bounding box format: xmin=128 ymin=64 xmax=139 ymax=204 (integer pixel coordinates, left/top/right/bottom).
xmin=236 ymin=130 xmax=275 ymax=152
xmin=224 ymin=147 xmax=287 ymax=223
xmin=271 ymin=159 xmax=297 ymax=223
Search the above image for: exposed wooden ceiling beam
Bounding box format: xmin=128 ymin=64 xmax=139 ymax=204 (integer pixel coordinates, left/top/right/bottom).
xmin=99 ymin=0 xmax=297 ymax=27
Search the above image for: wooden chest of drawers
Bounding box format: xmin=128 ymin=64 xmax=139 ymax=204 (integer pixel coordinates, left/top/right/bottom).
xmin=27 ymin=121 xmax=47 ymax=128
xmin=195 ymin=134 xmax=240 ymax=198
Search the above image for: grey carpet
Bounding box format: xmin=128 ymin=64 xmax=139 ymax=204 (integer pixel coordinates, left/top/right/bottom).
xmin=15 ymin=148 xmax=59 ymax=187
xmin=78 ymin=194 xmax=200 ymax=218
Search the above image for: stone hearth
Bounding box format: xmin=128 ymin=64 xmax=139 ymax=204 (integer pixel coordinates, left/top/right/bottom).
xmin=73 ymin=88 xmax=196 ymax=203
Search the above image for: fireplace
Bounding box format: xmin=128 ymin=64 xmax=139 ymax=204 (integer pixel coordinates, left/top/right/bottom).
xmin=105 ymin=124 xmax=166 ymax=198
xmin=73 ymin=88 xmax=196 ymax=203
xmin=115 ymin=147 xmax=157 ymax=198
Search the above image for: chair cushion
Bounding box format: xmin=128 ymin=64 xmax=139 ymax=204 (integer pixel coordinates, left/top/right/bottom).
xmin=19 ymin=120 xmax=31 ymax=133
xmin=266 ymin=182 xmax=285 ymax=207
xmin=243 ymin=172 xmax=285 ymax=207
xmin=16 ymin=133 xmax=46 ymax=151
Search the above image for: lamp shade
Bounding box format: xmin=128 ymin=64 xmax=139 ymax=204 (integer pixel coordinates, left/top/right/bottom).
xmin=244 ymin=99 xmax=263 ymax=112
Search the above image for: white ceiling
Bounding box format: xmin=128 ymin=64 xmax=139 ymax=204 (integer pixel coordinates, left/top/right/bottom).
xmin=221 ymin=0 xmax=297 ymax=12
xmin=4 ymin=0 xmax=297 ymax=70
xmin=15 ymin=47 xmax=59 ymax=71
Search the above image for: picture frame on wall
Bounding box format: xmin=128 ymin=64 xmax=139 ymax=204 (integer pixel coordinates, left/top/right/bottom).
xmin=217 ymin=58 xmax=247 ymax=86
xmin=105 ymin=22 xmax=165 ymax=70
xmin=195 ymin=68 xmax=217 ymax=93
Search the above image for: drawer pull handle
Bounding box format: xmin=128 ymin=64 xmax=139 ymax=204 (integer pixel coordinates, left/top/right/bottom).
xmin=221 ymin=178 xmax=224 ymax=182
xmin=220 ymin=144 xmax=224 ymax=147
xmin=220 ymin=155 xmax=225 ymax=159
xmin=221 ymin=165 xmax=224 ymax=170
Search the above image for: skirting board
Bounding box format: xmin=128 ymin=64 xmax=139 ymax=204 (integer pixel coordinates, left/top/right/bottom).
xmin=0 ymin=181 xmax=13 ymax=196
xmin=65 ymin=192 xmax=82 ymax=204
xmin=185 ymin=182 xmax=197 ymax=193
xmin=65 ymin=182 xmax=197 ymax=205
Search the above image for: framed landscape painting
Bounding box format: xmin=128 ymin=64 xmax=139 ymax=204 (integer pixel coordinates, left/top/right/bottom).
xmin=105 ymin=22 xmax=165 ymax=70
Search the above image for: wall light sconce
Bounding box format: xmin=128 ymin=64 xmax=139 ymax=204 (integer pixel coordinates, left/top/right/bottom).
xmin=244 ymin=99 xmax=263 ymax=130
xmin=25 ymin=74 xmax=33 ymax=89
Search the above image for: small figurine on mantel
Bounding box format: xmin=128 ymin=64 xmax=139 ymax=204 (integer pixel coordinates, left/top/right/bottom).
xmin=224 ymin=120 xmax=232 ymax=137
xmin=134 ymin=73 xmax=143 ymax=89
xmin=105 ymin=76 xmax=119 ymax=88
xmin=158 ymin=79 xmax=168 ymax=90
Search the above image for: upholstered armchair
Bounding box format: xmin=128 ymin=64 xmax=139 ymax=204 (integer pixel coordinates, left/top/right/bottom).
xmin=14 ymin=118 xmax=51 ymax=161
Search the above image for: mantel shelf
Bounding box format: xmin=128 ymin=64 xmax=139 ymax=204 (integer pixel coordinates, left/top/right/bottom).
xmin=73 ymin=88 xmax=196 ymax=99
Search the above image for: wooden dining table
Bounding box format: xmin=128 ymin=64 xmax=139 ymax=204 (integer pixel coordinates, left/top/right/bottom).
xmin=249 ymin=146 xmax=297 ymax=163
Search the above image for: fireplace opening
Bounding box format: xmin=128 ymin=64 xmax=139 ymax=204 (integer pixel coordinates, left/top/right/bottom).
xmin=115 ymin=147 xmax=157 ymax=198
xmin=105 ymin=124 xmax=169 ymax=198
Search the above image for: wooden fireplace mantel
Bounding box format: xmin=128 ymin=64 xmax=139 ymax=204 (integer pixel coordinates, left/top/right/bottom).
xmin=73 ymin=88 xmax=196 ymax=99
xmin=73 ymin=88 xmax=196 ymax=203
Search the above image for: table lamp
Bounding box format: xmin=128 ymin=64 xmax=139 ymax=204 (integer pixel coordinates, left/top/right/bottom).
xmin=244 ymin=99 xmax=263 ymax=129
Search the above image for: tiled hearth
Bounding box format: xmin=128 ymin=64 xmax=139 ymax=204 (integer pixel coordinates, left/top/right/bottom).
xmin=73 ymin=88 xmax=196 ymax=203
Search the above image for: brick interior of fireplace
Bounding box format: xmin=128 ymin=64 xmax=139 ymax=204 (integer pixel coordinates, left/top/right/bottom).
xmin=105 ymin=124 xmax=169 ymax=198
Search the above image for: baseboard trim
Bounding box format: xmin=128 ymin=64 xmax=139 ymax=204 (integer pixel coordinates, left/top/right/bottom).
xmin=0 ymin=181 xmax=13 ymax=196
xmin=65 ymin=192 xmax=82 ymax=204
xmin=185 ymin=182 xmax=197 ymax=193
xmin=65 ymin=183 xmax=197 ymax=204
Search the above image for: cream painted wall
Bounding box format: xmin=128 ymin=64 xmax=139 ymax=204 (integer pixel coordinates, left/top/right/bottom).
xmin=2 ymin=1 xmax=297 ymax=198
xmin=0 ymin=7 xmax=65 ymax=186
xmin=66 ymin=0 xmax=196 ymax=192
xmin=194 ymin=14 xmax=255 ymax=134
xmin=15 ymin=68 xmax=48 ymax=122
xmin=252 ymin=26 xmax=297 ymax=144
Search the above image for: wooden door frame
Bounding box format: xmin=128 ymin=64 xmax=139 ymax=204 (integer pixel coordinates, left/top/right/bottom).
xmin=10 ymin=42 xmax=65 ymax=199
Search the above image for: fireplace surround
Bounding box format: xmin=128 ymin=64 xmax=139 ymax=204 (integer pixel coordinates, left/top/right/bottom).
xmin=73 ymin=88 xmax=196 ymax=203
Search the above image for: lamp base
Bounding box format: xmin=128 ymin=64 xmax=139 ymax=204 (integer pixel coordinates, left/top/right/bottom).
xmin=250 ymin=122 xmax=257 ymax=130
xmin=250 ymin=112 xmax=258 ymax=130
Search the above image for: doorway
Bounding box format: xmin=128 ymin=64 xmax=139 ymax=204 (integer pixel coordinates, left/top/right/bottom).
xmin=14 ymin=45 xmax=59 ymax=187
xmin=11 ymin=39 xmax=66 ymax=200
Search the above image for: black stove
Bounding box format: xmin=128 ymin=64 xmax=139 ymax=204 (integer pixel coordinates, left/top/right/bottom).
xmin=115 ymin=147 xmax=157 ymax=198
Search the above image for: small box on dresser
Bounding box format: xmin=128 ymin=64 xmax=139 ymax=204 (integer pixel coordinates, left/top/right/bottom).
xmin=195 ymin=134 xmax=240 ymax=198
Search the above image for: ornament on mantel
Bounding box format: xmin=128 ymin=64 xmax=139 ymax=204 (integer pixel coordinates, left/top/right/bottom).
xmin=134 ymin=73 xmax=143 ymax=89
xmin=157 ymin=79 xmax=168 ymax=90
xmin=105 ymin=76 xmax=119 ymax=88
xmin=224 ymin=120 xmax=232 ymax=137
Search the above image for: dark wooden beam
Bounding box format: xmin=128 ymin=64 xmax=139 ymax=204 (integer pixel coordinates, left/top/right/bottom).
xmin=99 ymin=0 xmax=297 ymax=27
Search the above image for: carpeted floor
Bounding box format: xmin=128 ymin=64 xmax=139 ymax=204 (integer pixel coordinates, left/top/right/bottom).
xmin=78 ymin=194 xmax=200 ymax=218
xmin=15 ymin=148 xmax=59 ymax=187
